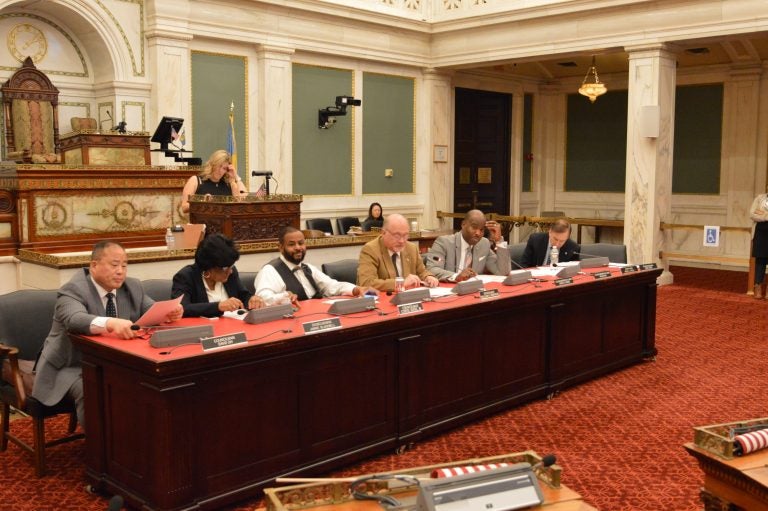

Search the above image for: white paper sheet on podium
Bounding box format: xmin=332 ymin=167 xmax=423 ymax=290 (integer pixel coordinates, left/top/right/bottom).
xmin=135 ymin=295 xmax=183 ymax=327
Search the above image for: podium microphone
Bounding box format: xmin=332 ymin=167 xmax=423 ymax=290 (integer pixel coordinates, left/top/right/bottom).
xmin=532 ymin=453 xmax=557 ymax=469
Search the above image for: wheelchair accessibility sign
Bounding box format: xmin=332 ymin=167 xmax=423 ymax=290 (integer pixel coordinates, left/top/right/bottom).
xmin=703 ymin=225 xmax=720 ymax=247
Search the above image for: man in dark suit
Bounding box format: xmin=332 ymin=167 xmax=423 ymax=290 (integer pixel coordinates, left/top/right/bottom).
xmin=520 ymin=218 xmax=580 ymax=268
xmin=357 ymin=213 xmax=439 ymax=291
xmin=31 ymin=241 xmax=183 ymax=429
xmin=426 ymin=209 xmax=502 ymax=282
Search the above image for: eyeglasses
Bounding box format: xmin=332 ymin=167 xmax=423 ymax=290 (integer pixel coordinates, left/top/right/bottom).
xmin=386 ymin=232 xmax=409 ymax=241
xmin=213 ymin=266 xmax=233 ymax=273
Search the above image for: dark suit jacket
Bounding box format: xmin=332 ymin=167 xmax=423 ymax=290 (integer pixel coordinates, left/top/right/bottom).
xmin=32 ymin=268 xmax=151 ymax=406
xmin=172 ymin=264 xmax=252 ymax=317
xmin=520 ymin=232 xmax=580 ymax=268
xmin=357 ymin=236 xmax=433 ymax=291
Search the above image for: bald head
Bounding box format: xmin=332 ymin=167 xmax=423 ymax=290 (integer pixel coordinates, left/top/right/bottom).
xmin=381 ymin=214 xmax=410 ymax=252
xmin=461 ymin=209 xmax=486 ymax=245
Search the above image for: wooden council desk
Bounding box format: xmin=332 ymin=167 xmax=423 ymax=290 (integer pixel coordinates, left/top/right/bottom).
xmin=684 ymin=443 xmax=768 ymax=510
xmin=77 ymin=266 xmax=660 ymax=510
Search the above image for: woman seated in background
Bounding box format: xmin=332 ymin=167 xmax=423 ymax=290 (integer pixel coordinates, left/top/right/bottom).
xmin=180 ymin=149 xmax=246 ymax=214
xmin=361 ymin=202 xmax=384 ymax=231
xmin=172 ymin=233 xmax=264 ymax=317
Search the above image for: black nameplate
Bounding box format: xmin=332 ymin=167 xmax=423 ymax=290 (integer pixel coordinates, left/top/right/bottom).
xmin=398 ymin=302 xmax=424 ymax=315
xmin=593 ymin=271 xmax=612 ymax=279
xmin=201 ymin=332 xmax=247 ymax=351
xmin=639 ymin=263 xmax=658 ymax=270
xmin=554 ymin=277 xmax=573 ymax=286
xmin=621 ymin=265 xmax=638 ymax=273
xmin=479 ymin=289 xmax=500 ymax=299
xmin=302 ymin=317 xmax=342 ymax=335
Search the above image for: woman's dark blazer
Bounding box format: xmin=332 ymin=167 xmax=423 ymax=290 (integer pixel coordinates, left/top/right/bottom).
xmin=172 ymin=263 xmax=251 ymax=317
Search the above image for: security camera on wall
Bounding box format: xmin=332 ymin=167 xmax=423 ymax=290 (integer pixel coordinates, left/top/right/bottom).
xmin=318 ymin=95 xmax=361 ymax=129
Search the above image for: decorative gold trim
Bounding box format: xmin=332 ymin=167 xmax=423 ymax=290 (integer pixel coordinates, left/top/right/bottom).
xmin=94 ymin=0 xmax=145 ymax=77
xmin=59 ymin=102 xmax=92 ymax=119
xmin=121 ymin=101 xmax=147 ymax=131
xmin=0 ymin=14 xmax=88 ymax=77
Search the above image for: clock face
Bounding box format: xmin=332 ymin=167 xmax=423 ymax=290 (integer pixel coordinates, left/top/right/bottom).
xmin=8 ymin=23 xmax=48 ymax=63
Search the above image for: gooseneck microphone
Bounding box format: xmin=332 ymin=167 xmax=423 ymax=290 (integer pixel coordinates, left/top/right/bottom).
xmin=251 ymin=170 xmax=273 ymax=176
xmin=533 ymin=453 xmax=557 ymax=469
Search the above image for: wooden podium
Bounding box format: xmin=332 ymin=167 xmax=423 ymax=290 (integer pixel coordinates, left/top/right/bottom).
xmin=59 ymin=131 xmax=151 ymax=165
xmin=189 ymin=193 xmax=302 ymax=244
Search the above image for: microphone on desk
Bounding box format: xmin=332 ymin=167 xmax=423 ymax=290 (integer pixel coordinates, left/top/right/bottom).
xmin=130 ymin=324 xmax=187 ymax=330
xmin=251 ymin=170 xmax=273 ymax=176
xmin=532 ymin=454 xmax=557 ymax=470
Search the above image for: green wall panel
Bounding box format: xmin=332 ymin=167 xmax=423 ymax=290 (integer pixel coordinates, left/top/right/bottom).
xmin=191 ymin=52 xmax=247 ymax=179
xmin=672 ymin=84 xmax=722 ymax=194
xmin=565 ymin=90 xmax=628 ymax=192
xmin=362 ymin=73 xmax=415 ymax=194
xmin=292 ymin=64 xmax=353 ymax=195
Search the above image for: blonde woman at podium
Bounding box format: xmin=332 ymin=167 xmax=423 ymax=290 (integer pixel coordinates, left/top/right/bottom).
xmin=750 ymin=191 xmax=768 ymax=298
xmin=181 ymin=149 xmax=247 ymax=214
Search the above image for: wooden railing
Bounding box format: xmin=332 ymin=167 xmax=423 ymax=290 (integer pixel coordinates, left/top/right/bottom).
xmin=660 ymin=222 xmax=753 ymax=294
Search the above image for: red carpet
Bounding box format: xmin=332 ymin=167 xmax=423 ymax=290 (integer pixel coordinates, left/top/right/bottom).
xmin=0 ymin=266 xmax=763 ymax=510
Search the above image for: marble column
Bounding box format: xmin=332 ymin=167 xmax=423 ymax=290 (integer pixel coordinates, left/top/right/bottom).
xmin=509 ymin=88 xmax=525 ymax=217
xmin=535 ymin=84 xmax=564 ymax=213
xmin=256 ymin=45 xmax=295 ymax=192
xmin=422 ymin=68 xmax=453 ymax=230
xmin=146 ymin=1 xmax=193 ymax=166
xmin=723 ymin=66 xmax=763 ymax=257
xmin=624 ymin=44 xmax=677 ymax=284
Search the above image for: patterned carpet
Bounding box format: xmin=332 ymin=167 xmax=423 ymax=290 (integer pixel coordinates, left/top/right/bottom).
xmin=0 ymin=266 xmax=763 ymax=511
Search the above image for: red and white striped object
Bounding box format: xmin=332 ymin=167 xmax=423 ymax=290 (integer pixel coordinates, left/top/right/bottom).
xmin=430 ymin=463 xmax=509 ymax=479
xmin=735 ymin=429 xmax=768 ymax=455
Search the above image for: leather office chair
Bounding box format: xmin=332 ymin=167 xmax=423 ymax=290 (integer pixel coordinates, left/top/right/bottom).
xmin=141 ymin=279 xmax=173 ymax=301
xmin=0 ymin=289 xmax=84 ymax=477
xmin=238 ymin=271 xmax=258 ymax=295
xmin=336 ymin=217 xmax=361 ymax=234
xmin=509 ymin=243 xmax=527 ymax=269
xmin=2 ymin=57 xmax=61 ymax=163
xmin=579 ymin=243 xmax=627 ymax=264
xmin=322 ymin=259 xmax=359 ymax=285
xmin=305 ymin=218 xmax=333 ymax=234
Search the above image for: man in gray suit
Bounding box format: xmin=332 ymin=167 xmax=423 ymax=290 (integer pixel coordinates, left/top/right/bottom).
xmin=32 ymin=241 xmax=183 ymax=429
xmin=426 ymin=209 xmax=502 ymax=282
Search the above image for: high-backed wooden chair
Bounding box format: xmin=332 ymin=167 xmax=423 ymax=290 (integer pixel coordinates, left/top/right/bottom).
xmin=1 ymin=57 xmax=61 ymax=163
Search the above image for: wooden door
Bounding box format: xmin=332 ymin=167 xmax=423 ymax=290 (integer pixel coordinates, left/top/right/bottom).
xmin=453 ymin=88 xmax=511 ymax=225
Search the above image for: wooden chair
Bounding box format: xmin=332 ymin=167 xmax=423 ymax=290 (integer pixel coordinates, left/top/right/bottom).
xmin=0 ymin=289 xmax=84 ymax=477
xmin=69 ymin=117 xmax=97 ymax=132
xmin=1 ymin=57 xmax=61 ymax=163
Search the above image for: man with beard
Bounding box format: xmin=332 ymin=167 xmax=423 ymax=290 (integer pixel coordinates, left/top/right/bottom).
xmin=426 ymin=209 xmax=502 ymax=282
xmin=255 ymin=226 xmax=377 ymax=307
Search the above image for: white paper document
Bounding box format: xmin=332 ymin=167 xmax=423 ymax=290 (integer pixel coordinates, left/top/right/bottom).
xmin=135 ymin=295 xmax=183 ymax=327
